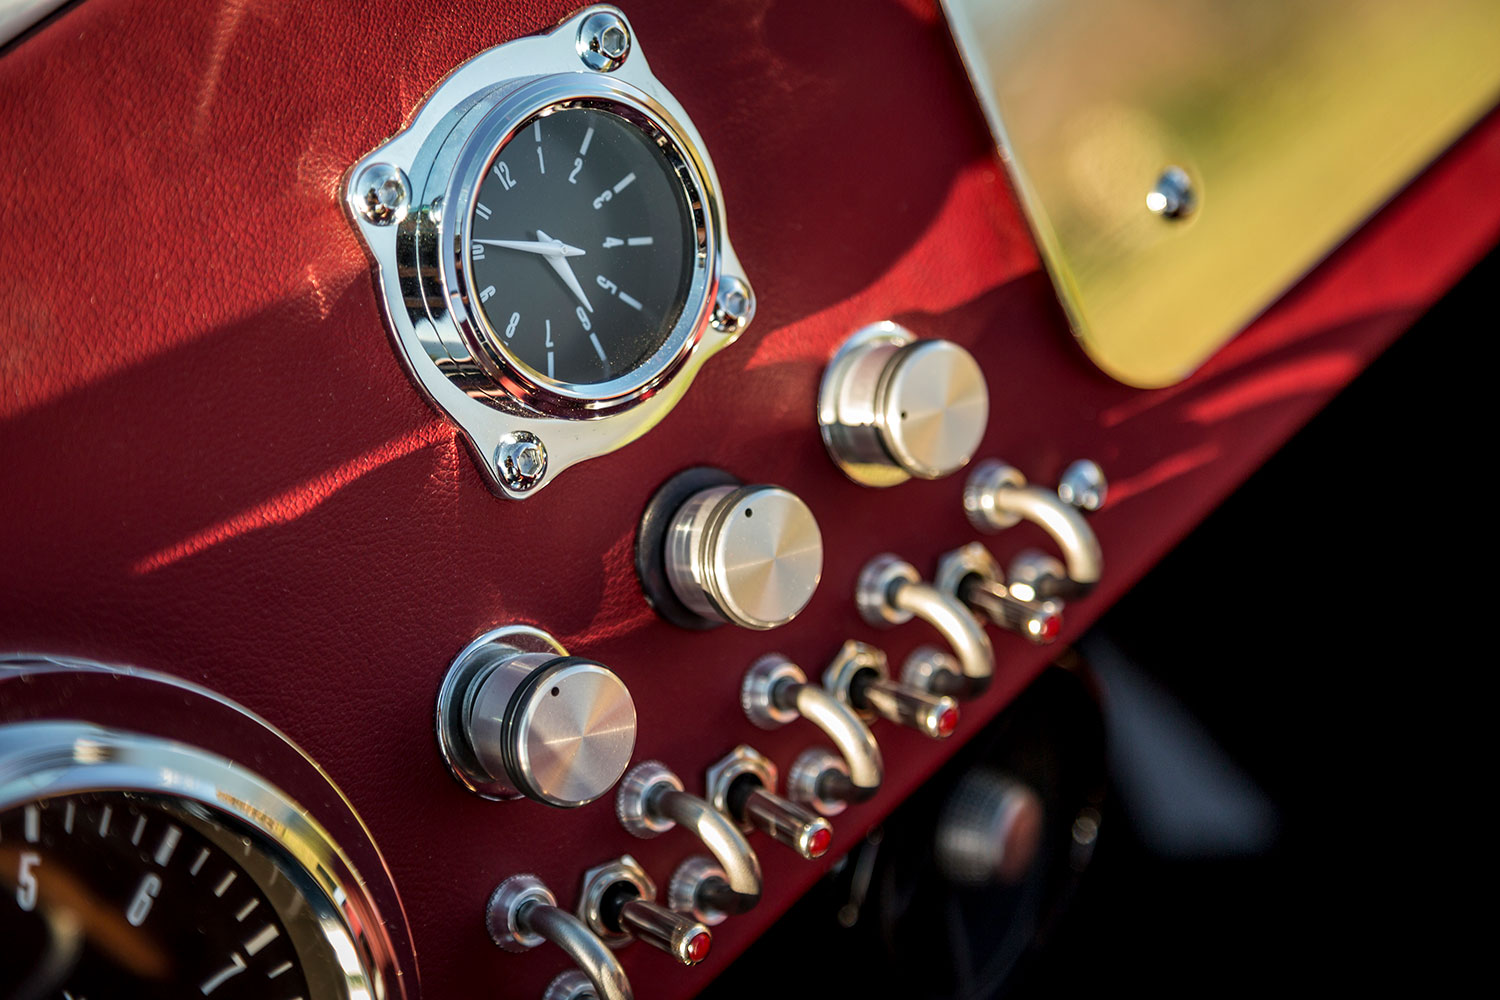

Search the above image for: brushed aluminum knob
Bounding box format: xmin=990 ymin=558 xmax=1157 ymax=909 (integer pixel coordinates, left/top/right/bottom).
xmin=819 ymin=322 xmax=989 ymax=487
xmin=935 ymin=771 xmax=1045 ymax=887
xmin=664 ymin=483 xmax=823 ymax=630
xmin=437 ymin=626 xmax=637 ymax=807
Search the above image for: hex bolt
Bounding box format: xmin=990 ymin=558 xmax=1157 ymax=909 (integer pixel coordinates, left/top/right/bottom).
xmin=711 ymin=276 xmax=756 ymax=334
xmin=577 ymin=10 xmax=632 ymax=71
xmin=496 ymin=432 xmax=547 ymax=492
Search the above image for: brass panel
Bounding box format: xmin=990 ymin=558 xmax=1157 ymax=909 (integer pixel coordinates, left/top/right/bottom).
xmin=942 ymin=0 xmax=1500 ymax=387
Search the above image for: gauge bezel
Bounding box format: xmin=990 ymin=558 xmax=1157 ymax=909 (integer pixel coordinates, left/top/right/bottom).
xmin=0 ymin=656 xmax=411 ymax=1000
xmin=0 ymin=723 xmax=386 ymax=999
xmin=0 ymin=722 xmax=389 ymax=999
xmin=445 ymin=83 xmax=714 ymax=414
xmin=345 ymin=5 xmax=755 ymax=498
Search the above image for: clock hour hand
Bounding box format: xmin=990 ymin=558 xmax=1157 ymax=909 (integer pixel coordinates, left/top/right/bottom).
xmin=473 ymin=237 xmax=586 ymax=258
xmin=535 ymin=229 xmax=594 ymax=313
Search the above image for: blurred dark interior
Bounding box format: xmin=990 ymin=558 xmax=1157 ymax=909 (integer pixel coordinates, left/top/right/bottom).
xmin=702 ymin=245 xmax=1492 ymax=999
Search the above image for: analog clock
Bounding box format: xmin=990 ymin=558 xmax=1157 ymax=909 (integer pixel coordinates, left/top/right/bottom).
xmin=347 ymin=7 xmax=753 ymax=496
xmin=465 ymin=103 xmax=699 ymax=393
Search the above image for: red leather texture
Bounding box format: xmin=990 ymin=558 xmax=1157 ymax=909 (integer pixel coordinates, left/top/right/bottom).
xmin=3 ymin=1 xmax=1499 ymax=997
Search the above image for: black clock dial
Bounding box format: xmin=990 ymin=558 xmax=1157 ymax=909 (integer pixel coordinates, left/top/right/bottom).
xmin=466 ymin=103 xmax=698 ymax=388
xmin=0 ymin=792 xmax=338 ymax=998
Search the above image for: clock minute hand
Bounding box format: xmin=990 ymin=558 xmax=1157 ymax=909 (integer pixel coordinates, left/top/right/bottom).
xmin=535 ymin=229 xmax=594 ymax=313
xmin=473 ymin=238 xmax=586 ymax=258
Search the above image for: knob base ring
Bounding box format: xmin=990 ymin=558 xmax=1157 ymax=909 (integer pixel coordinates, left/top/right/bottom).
xmin=436 ymin=625 xmax=568 ymax=800
xmin=635 ymin=466 xmax=741 ymax=630
xmin=818 ymin=322 xmax=915 ymax=488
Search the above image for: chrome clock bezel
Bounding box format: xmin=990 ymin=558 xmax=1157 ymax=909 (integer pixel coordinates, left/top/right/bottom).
xmin=447 ymin=86 xmax=714 ymax=412
xmin=345 ymin=5 xmax=753 ymax=499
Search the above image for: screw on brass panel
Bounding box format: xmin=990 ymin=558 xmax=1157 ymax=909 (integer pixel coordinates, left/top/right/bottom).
xmin=1147 ymin=165 xmax=1197 ymax=220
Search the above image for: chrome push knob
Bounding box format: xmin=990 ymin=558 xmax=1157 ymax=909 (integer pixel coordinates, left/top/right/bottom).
xmin=822 ymin=639 xmax=959 ymax=739
xmin=436 ymin=626 xmax=636 ymax=806
xmin=742 ymin=655 xmax=884 ymax=815
xmin=856 ymin=555 xmax=995 ymax=699
xmin=934 ymin=771 xmax=1046 ymax=887
xmin=963 ymin=459 xmax=1105 ymax=598
xmin=578 ymin=855 xmax=712 ymax=966
xmin=637 ymin=467 xmax=823 ymax=631
xmin=818 ymin=322 xmax=990 ymax=487
xmin=616 ymin=761 xmax=763 ymax=915
xmin=488 ymin=874 xmax=631 ymax=1000
xmin=936 ymin=543 xmax=1063 ymax=644
xmin=665 ymin=484 xmax=823 ymax=630
xmin=706 ymin=745 xmax=833 ymax=859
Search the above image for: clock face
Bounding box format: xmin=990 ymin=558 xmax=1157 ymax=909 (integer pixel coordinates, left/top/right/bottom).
xmin=0 ymin=793 xmax=328 ymax=998
xmin=465 ymin=103 xmax=700 ymax=392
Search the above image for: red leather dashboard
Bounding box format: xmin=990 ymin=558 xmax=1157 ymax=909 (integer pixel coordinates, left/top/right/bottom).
xmin=3 ymin=1 xmax=1499 ymax=997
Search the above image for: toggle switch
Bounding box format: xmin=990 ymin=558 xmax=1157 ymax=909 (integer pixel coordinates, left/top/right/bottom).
xmin=742 ymin=655 xmax=884 ymax=815
xmin=936 ymin=543 xmax=1063 ymax=644
xmin=963 ymin=459 xmax=1105 ymax=598
xmin=544 ymin=970 xmax=597 ymax=1000
xmin=578 ymin=855 xmax=712 ymax=966
xmin=822 ymin=639 xmax=960 ymax=739
xmin=667 ymin=855 xmax=733 ymax=927
xmin=818 ymin=322 xmax=990 ymax=487
xmin=785 ymin=746 xmax=859 ymax=818
xmin=1006 ymin=549 xmax=1071 ymax=605
xmin=436 ymin=626 xmax=636 ymax=807
xmin=487 ymin=874 xmax=631 ymax=1000
xmin=856 ymin=554 xmax=995 ymax=699
xmin=637 ymin=467 xmax=823 ymax=630
xmin=616 ymin=761 xmax=763 ymax=915
xmin=706 ymin=745 xmax=833 ymax=859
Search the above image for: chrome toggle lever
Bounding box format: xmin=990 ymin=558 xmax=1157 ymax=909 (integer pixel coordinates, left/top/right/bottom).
xmin=707 ymin=745 xmax=834 ymax=859
xmin=616 ymin=761 xmax=762 ymax=916
xmin=856 ymin=554 xmax=994 ymax=698
xmin=578 ymin=855 xmax=712 ymax=966
xmin=488 ymin=874 xmax=631 ymax=1000
xmin=962 ymin=459 xmax=1105 ymax=598
xmin=823 ymin=639 xmax=960 ymax=739
xmin=936 ymin=543 xmax=1062 ymax=644
xmin=742 ymin=654 xmax=884 ymax=814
